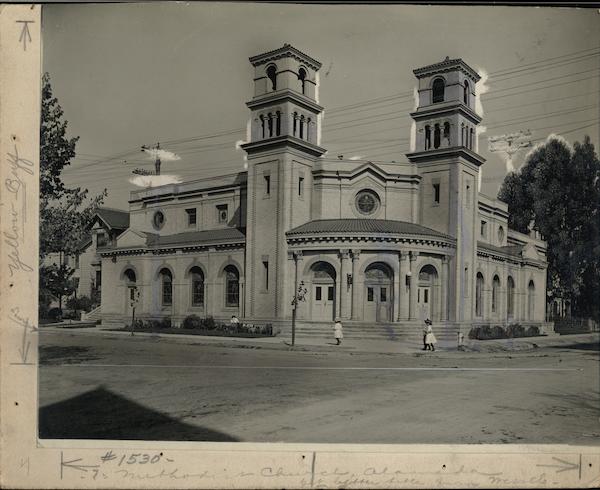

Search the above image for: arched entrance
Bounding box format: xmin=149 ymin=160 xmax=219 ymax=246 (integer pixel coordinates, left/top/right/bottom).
xmin=417 ymin=264 xmax=439 ymax=321
xmin=310 ymin=261 xmax=336 ymax=321
xmin=528 ymin=280 xmax=535 ymax=320
xmin=122 ymin=268 xmax=137 ymax=316
xmin=363 ymin=262 xmax=393 ymax=323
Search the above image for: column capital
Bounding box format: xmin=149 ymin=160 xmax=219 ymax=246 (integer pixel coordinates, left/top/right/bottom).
xmin=441 ymin=255 xmax=449 ymax=264
xmin=351 ymin=249 xmax=361 ymax=261
xmin=288 ymin=250 xmax=303 ymax=260
xmin=340 ymin=249 xmax=350 ymax=259
xmin=409 ymin=251 xmax=419 ymax=262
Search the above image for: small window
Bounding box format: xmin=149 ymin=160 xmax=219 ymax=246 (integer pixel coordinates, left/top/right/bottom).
xmin=432 ymin=78 xmax=445 ymax=103
xmin=191 ymin=267 xmax=204 ymax=307
xmin=264 ymin=175 xmax=271 ymax=195
xmin=293 ymin=112 xmax=298 ymax=136
xmin=328 ymin=286 xmax=334 ymax=301
xmin=470 ymin=128 xmax=475 ymax=150
xmin=463 ymin=80 xmax=469 ymax=105
xmin=433 ymin=183 xmax=440 ymax=204
xmin=434 ymin=124 xmax=441 ymax=149
xmin=498 ymin=225 xmax=505 ymax=243
xmin=262 ymin=261 xmax=269 ymax=291
xmin=299 ymin=115 xmax=305 ymax=139
xmin=152 ymin=211 xmax=165 ymax=230
xmin=160 ymin=268 xmax=173 ymax=306
xmin=425 ymin=125 xmax=431 ymax=150
xmin=380 ymin=287 xmax=387 ymax=302
xmin=225 ymin=265 xmax=240 ymax=307
xmin=95 ymin=270 xmax=102 ymax=289
xmin=298 ymin=67 xmax=307 ymax=95
xmin=298 ymin=176 xmax=304 ymax=197
xmin=266 ymin=65 xmax=277 ymax=91
xmin=464 ymin=265 xmax=469 ymax=298
xmin=481 ymin=220 xmax=487 ymax=237
xmin=316 ymin=286 xmax=322 ymax=301
xmin=217 ymin=204 xmax=228 ymax=224
xmin=276 ymin=111 xmax=281 ymax=136
xmin=186 ymin=208 xmax=196 ymax=226
xmin=424 ymin=289 xmax=429 ymax=303
xmin=367 ymin=287 xmax=374 ymax=302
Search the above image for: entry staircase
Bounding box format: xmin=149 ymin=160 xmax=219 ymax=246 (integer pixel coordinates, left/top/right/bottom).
xmin=289 ymin=320 xmax=462 ymax=342
xmin=81 ymin=305 xmax=102 ymax=322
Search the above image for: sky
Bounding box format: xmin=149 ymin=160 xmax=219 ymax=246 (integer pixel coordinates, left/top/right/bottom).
xmin=42 ymin=2 xmax=600 ymax=210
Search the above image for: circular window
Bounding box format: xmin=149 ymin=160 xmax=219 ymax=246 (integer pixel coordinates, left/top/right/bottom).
xmin=153 ymin=211 xmax=165 ymax=230
xmin=498 ymin=226 xmax=505 ymax=243
xmin=355 ymin=190 xmax=380 ymax=215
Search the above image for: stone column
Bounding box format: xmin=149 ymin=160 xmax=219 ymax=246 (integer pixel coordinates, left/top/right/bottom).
xmin=409 ymin=252 xmax=418 ymax=320
xmin=441 ymin=256 xmax=449 ymax=321
xmin=351 ymin=249 xmax=360 ymax=320
xmin=394 ymin=251 xmax=403 ymax=322
xmin=339 ymin=249 xmax=350 ymax=319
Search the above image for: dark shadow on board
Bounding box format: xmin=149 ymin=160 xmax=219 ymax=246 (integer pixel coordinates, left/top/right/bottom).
xmin=39 ymin=386 xmax=239 ymax=442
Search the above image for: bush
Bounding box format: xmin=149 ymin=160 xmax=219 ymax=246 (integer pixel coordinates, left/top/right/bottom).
xmin=469 ymin=322 xmax=542 ymax=340
xmin=201 ymin=316 xmax=217 ymax=330
xmin=182 ymin=314 xmax=202 ymax=329
xmin=66 ymin=295 xmax=94 ymax=312
xmin=505 ymin=323 xmax=525 ymax=338
xmin=47 ymin=307 xmax=62 ymax=321
xmin=62 ymin=309 xmax=80 ymax=320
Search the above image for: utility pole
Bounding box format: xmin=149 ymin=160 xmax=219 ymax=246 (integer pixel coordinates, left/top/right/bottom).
xmin=488 ymin=130 xmax=532 ymax=173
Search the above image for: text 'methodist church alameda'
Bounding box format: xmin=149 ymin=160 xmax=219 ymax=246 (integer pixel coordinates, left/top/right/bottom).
xmin=99 ymin=44 xmax=549 ymax=337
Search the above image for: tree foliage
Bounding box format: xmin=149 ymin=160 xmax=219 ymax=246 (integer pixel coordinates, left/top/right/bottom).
xmin=40 ymin=73 xmax=107 ymax=313
xmin=498 ymin=135 xmax=600 ymax=319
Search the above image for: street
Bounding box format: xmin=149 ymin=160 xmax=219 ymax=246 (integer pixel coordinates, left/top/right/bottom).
xmin=39 ymin=330 xmax=600 ymax=444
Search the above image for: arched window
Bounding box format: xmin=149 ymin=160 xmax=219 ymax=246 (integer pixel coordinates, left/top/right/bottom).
xmin=432 ymin=78 xmax=445 ymax=103
xmin=425 ymin=125 xmax=431 ymax=150
xmin=124 ymin=268 xmax=137 ymax=303
xmin=259 ymin=115 xmax=265 ymax=138
xmin=528 ymin=280 xmax=535 ymax=320
xmin=299 ymin=115 xmax=305 ymax=139
xmin=266 ymin=65 xmax=277 ymax=91
xmin=443 ymin=122 xmax=450 ymax=145
xmin=275 ymin=111 xmax=281 ymax=136
xmin=293 ymin=112 xmax=298 ymax=136
xmin=507 ymin=276 xmax=515 ymax=318
xmin=224 ymin=265 xmax=240 ymax=307
xmin=433 ymin=123 xmax=441 ymax=149
xmin=470 ymin=128 xmax=474 ymax=150
xmin=306 ymin=118 xmax=311 ymax=141
xmin=463 ymin=80 xmax=469 ymax=105
xmin=492 ymin=275 xmax=500 ymax=314
xmin=159 ymin=268 xmax=172 ymax=306
xmin=190 ymin=266 xmax=204 ymax=307
xmin=298 ymin=67 xmax=307 ymax=95
xmin=476 ymin=272 xmax=484 ymax=317
xmin=267 ymin=113 xmax=274 ymax=137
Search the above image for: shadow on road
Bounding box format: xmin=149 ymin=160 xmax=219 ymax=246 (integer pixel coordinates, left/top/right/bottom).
xmin=39 ymin=386 xmax=239 ymax=442
xmin=550 ymin=342 xmax=600 ymax=351
xmin=39 ymin=345 xmax=101 ymax=365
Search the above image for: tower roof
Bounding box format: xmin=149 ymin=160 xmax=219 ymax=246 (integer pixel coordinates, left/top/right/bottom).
xmin=249 ymin=43 xmax=322 ymax=70
xmin=413 ymin=57 xmax=481 ymax=82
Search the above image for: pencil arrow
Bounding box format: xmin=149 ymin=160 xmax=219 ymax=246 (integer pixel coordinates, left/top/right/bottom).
xmin=17 ymin=21 xmax=34 ymax=51
xmin=60 ymin=453 xmax=100 ymax=479
xmin=537 ymin=457 xmax=580 ymax=473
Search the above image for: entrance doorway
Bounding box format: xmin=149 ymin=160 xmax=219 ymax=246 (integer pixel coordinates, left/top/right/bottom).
xmin=310 ymin=262 xmax=336 ymax=321
xmin=364 ymin=262 xmax=393 ymax=323
xmin=417 ymin=264 xmax=438 ymax=321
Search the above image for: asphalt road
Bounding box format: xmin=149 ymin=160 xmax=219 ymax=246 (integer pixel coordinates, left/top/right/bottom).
xmin=38 ymin=330 xmax=600 ymax=444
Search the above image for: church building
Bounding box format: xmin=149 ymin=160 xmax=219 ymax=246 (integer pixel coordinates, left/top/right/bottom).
xmin=98 ymin=45 xmax=549 ymax=337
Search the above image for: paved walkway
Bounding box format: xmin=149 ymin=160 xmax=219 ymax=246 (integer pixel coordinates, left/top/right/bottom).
xmin=39 ymin=324 xmax=599 ymax=355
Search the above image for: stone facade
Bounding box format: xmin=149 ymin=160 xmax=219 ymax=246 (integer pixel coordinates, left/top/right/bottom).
xmin=98 ymin=45 xmax=548 ymax=334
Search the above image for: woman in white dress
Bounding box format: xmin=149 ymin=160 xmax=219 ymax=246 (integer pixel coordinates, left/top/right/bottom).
xmin=424 ymin=319 xmax=437 ymax=351
xmin=334 ymin=318 xmax=343 ymax=345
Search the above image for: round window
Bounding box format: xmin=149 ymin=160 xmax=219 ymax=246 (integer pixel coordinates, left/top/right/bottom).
xmin=355 ymin=190 xmax=380 ymax=215
xmin=498 ymin=226 xmax=505 ymax=243
xmin=153 ymin=211 xmax=165 ymax=230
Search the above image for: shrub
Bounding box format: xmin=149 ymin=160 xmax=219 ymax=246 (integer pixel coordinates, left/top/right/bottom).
xmin=66 ymin=295 xmax=94 ymax=312
xmin=47 ymin=307 xmax=62 ymax=321
xmin=505 ymin=323 xmax=525 ymax=338
xmin=201 ymin=316 xmax=217 ymax=330
xmin=182 ymin=314 xmax=202 ymax=329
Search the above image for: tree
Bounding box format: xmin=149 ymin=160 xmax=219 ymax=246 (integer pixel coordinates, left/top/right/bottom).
xmin=39 ymin=73 xmax=106 ymax=314
xmin=498 ymin=135 xmax=600 ymax=320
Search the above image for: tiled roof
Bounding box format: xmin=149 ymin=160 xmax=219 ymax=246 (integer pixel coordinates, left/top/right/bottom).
xmin=249 ymin=44 xmax=322 ymax=70
xmin=146 ymin=228 xmax=246 ymax=247
xmin=478 ymin=241 xmax=523 ymax=257
xmin=96 ymin=207 xmax=130 ymax=230
xmin=287 ymin=219 xmax=452 ymax=239
xmin=413 ymin=57 xmax=481 ymax=81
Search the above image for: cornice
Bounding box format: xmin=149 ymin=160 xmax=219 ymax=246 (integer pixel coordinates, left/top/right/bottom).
xmin=406 ymin=147 xmax=486 ymax=167
xmin=246 ymin=90 xmax=324 ymax=113
xmin=249 ymin=44 xmax=322 ymax=71
xmin=241 ymin=135 xmax=327 ymax=158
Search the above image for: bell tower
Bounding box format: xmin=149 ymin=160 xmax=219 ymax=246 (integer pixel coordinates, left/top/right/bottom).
xmin=406 ymin=57 xmax=484 ymax=325
xmin=241 ymin=44 xmax=326 ymax=321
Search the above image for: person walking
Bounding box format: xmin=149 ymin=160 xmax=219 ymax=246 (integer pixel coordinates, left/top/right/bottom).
xmin=422 ymin=319 xmax=430 ymax=350
xmin=334 ymin=317 xmax=343 ymax=345
xmin=425 ymin=319 xmax=437 ymax=351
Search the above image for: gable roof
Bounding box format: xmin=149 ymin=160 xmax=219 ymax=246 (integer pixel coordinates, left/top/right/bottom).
xmin=95 ymin=207 xmax=130 ymax=230
xmin=287 ymin=219 xmax=451 ymax=239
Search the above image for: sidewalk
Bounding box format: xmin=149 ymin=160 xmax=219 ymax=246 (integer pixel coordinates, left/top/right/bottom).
xmin=40 ymin=324 xmax=599 ymax=355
